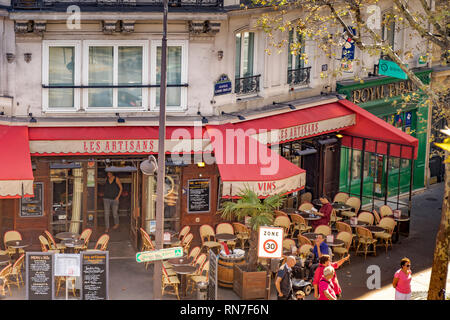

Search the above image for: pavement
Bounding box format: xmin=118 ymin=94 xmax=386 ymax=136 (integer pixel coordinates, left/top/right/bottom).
xmin=2 ymin=182 xmax=448 ymax=300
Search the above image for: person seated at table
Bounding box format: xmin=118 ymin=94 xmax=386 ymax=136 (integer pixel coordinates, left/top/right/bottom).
xmin=311 ymin=196 xmax=333 ymax=229
xmin=306 ymin=234 xmax=330 ymax=280
xmin=312 ymin=254 xmax=350 ymax=299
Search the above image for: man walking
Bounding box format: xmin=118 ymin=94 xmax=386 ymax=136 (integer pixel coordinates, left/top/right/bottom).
xmin=103 ymin=171 xmax=123 ymax=233
xmin=275 ymin=256 xmax=296 ymax=300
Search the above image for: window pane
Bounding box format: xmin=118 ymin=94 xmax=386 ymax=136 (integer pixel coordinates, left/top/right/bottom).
xmin=156 ymin=46 xmax=182 ymax=107
xmin=88 ymin=46 xmax=113 ymax=108
xmin=48 ymin=47 xmax=74 ymax=108
xmin=242 ymin=32 xmax=254 ymax=76
xmin=118 ymin=46 xmax=143 ymax=108
xmin=288 ymin=30 xmax=293 ymax=70
xmin=235 ymin=33 xmax=241 ymax=78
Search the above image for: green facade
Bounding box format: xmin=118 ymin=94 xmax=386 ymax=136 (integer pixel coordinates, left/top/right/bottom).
xmin=336 ymin=69 xmax=432 ymax=204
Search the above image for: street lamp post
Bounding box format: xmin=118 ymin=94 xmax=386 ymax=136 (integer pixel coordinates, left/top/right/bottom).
xmin=153 ymin=0 xmax=169 ymax=300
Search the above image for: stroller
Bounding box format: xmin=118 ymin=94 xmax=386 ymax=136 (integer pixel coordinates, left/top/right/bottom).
xmin=291 ymin=254 xmax=314 ymax=296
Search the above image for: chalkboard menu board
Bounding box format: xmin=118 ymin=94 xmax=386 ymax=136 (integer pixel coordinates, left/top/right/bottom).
xmin=20 ymin=182 xmax=44 ymax=217
xmin=26 ymin=252 xmax=54 ymax=300
xmin=81 ymin=251 xmax=109 ymax=300
xmin=187 ymin=179 xmax=210 ymax=213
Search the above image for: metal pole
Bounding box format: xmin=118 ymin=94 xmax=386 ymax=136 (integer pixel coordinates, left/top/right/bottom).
xmin=384 ymin=144 xmax=391 ymax=205
xmin=153 ymin=0 xmax=168 ymax=300
xmin=359 ymin=138 xmax=366 ymax=205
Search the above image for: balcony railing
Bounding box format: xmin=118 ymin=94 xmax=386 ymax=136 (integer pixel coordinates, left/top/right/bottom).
xmin=287 ymin=66 xmax=311 ymax=86
xmin=12 ymin=0 xmax=224 ymax=9
xmin=235 ymin=74 xmax=260 ymax=95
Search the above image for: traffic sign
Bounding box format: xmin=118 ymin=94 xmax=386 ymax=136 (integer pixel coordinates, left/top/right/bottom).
xmin=257 ymin=226 xmax=283 ymax=259
xmin=136 ymin=246 xmax=183 ymax=263
xmin=378 ymin=59 xmax=408 ymax=80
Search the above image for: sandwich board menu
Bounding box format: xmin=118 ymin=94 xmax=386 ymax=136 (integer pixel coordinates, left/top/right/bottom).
xmin=26 ymin=252 xmax=54 ymax=300
xmin=81 ymin=251 xmax=109 ymax=300
xmin=187 ymin=179 xmax=211 ymax=213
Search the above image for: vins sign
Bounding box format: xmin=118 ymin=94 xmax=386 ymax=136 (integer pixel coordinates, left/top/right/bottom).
xmin=257 ymin=226 xmax=284 ymax=259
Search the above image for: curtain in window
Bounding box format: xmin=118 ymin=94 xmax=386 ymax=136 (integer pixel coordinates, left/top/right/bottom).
xmin=118 ymin=46 xmax=143 ymax=108
xmin=156 ymin=46 xmax=182 ymax=107
xmin=288 ymin=30 xmax=305 ymax=70
xmin=235 ymin=33 xmax=242 ymax=78
xmin=49 ymin=47 xmax=74 ymax=108
xmin=69 ymin=168 xmax=83 ymax=234
xmin=88 ymin=46 xmax=113 ymax=107
xmin=243 ymin=32 xmax=254 ymax=77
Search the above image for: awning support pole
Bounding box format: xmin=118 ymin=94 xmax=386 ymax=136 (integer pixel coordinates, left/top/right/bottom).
xmin=359 ymin=138 xmax=366 ymax=205
xmin=384 ymin=143 xmax=391 ymax=205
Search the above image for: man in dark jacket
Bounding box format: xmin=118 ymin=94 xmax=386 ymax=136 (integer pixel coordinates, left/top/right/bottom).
xmin=275 ymin=256 xmax=296 ymax=300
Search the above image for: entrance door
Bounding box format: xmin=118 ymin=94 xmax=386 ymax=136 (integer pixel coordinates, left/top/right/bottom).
xmin=129 ymin=170 xmax=140 ymax=250
xmin=320 ymin=143 xmax=341 ymax=199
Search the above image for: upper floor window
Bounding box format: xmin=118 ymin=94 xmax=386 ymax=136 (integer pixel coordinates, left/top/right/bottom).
xmin=381 ymin=12 xmax=396 ymax=58
xmin=287 ymin=29 xmax=310 ymax=86
xmin=235 ymin=31 xmax=260 ymax=95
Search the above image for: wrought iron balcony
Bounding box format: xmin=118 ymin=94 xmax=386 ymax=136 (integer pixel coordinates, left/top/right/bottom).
xmin=11 ymin=0 xmax=224 ymax=10
xmin=287 ymin=66 xmax=311 ymax=86
xmin=234 ymin=74 xmax=260 ymax=95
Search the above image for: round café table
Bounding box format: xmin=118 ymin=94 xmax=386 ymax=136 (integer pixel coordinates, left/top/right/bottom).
xmin=5 ymin=240 xmax=29 ymax=262
xmin=302 ymin=232 xmax=321 ymax=241
xmin=325 ymin=238 xmax=345 ymax=247
xmin=299 ymin=212 xmax=321 ymax=221
xmin=390 ymin=214 xmax=410 ymax=243
xmin=332 ymin=203 xmax=353 ymax=215
xmin=0 ymin=255 xmax=10 ymax=266
xmin=173 ymin=265 xmax=197 ymax=298
xmin=62 ymin=239 xmax=85 ymax=253
xmin=55 ymin=232 xmax=79 ymax=241
xmin=215 ymin=233 xmax=237 ymax=242
xmin=365 ymin=225 xmax=385 ymax=235
xmin=343 ymin=219 xmax=367 ymax=227
xmin=312 ymin=199 xmax=323 ymax=207
xmin=168 ymin=256 xmax=193 ymax=267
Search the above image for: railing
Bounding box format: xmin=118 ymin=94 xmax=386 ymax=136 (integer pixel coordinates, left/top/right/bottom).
xmin=287 ymin=66 xmax=311 ymax=86
xmin=234 ymin=74 xmax=260 ymax=95
xmin=12 ymin=0 xmax=224 ymax=9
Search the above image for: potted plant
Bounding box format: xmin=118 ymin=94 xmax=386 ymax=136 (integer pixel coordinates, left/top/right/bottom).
xmin=220 ymin=188 xmax=285 ymax=299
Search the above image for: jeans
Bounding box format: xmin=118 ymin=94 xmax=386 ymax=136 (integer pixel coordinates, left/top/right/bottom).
xmin=103 ymin=198 xmax=119 ymax=229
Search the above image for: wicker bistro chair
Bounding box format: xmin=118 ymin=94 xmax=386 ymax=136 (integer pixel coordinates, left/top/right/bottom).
xmin=162 ymin=265 xmax=180 ymax=300
xmin=335 ymin=221 xmax=357 ymax=248
xmin=181 ymin=233 xmax=194 ymax=254
xmin=0 ymin=264 xmax=12 ymax=296
xmin=379 ymin=205 xmax=393 ymax=217
xmin=333 ymin=232 xmax=352 ymax=264
xmin=290 ymin=213 xmax=312 ymax=236
xmin=44 ymin=230 xmax=66 ymax=253
xmin=372 ymin=209 xmax=382 ymax=225
xmin=188 ymin=246 xmax=201 ymax=263
xmin=282 ymin=238 xmax=296 ymax=251
xmin=215 ymin=223 xmax=236 ymax=249
xmin=74 ymin=228 xmax=93 ymax=252
xmin=297 ymin=234 xmax=312 ymax=247
xmin=329 ymin=209 xmax=343 ymax=227
xmin=333 ymin=192 xmax=349 ymax=204
xmin=314 ymin=225 xmax=332 ymax=236
xmin=9 ymin=253 xmax=25 ymax=288
xmin=358 ymin=212 xmax=375 ymax=225
xmin=298 ymin=202 xmax=314 ymax=212
xmin=171 ymin=225 xmax=191 ymax=247
xmin=355 ymin=226 xmax=377 ymax=259
xmin=38 ymin=236 xmax=59 ymax=253
xmin=273 ymin=216 xmax=292 ymax=237
xmin=340 ymin=197 xmax=361 ymax=218
xmin=274 ymin=210 xmax=289 ymax=217
xmin=199 ymin=225 xmax=221 ymax=253
xmin=4 ymin=231 xmax=24 ymax=258
xmin=232 ymin=222 xmax=250 ymax=249
xmin=86 ymin=234 xmax=110 ymax=252
xmin=298 ymin=244 xmax=314 ymax=257
xmin=187 ymin=260 xmax=210 ymax=294
xmin=376 ymin=217 xmax=397 ymax=253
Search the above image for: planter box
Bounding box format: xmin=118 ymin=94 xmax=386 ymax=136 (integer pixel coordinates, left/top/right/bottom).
xmin=233 ymin=263 xmax=270 ymax=300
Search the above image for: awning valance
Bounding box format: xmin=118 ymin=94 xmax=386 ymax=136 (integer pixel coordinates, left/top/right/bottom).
xmin=206 ymin=125 xmax=306 ymax=199
xmin=0 ymin=125 xmax=34 ymax=198
xmin=28 ymin=126 xmax=208 ymax=155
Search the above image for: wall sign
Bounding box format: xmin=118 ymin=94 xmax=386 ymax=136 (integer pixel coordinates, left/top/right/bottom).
xmin=20 ymin=182 xmax=44 ymax=217
xmin=187 ymin=179 xmax=211 ymax=213
xmin=81 ymin=251 xmax=109 ymax=300
xmin=214 ymin=74 xmax=232 ymax=96
xmin=350 ymin=79 xmax=418 ymax=104
xmin=26 ymin=252 xmax=54 ymax=300
xmin=257 ymin=226 xmax=284 ymax=259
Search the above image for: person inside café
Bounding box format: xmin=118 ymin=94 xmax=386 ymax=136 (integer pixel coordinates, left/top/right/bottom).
xmin=103 ymin=171 xmax=123 ymax=233
xmin=275 ymin=256 xmax=296 ymax=300
xmin=311 ymin=196 xmax=333 ymax=229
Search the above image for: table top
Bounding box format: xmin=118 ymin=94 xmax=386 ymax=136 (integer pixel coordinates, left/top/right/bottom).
xmin=343 ymin=219 xmax=367 ymax=227
xmin=332 ymin=203 xmax=353 ymax=211
xmin=215 ymin=233 xmax=237 ymax=241
xmin=168 ymin=257 xmax=193 ymax=266
xmin=299 ymin=212 xmax=321 ymax=220
xmin=302 ymin=232 xmax=321 ymax=240
xmin=326 ymin=238 xmax=345 ymax=247
xmin=173 ymin=265 xmax=197 ymax=275
xmin=55 ymin=232 xmax=79 ymax=241
xmin=0 ymin=255 xmax=10 ymax=265
xmin=312 ymin=199 xmax=323 ymax=206
xmin=62 ymin=239 xmax=84 ymax=247
xmin=5 ymin=240 xmax=29 ymax=249
xmin=365 ymin=225 xmax=386 ymax=233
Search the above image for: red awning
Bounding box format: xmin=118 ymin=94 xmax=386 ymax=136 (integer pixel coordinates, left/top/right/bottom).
xmin=339 ymin=100 xmax=418 ymax=159
xmin=28 ymin=126 xmax=208 ymax=155
xmin=205 ymin=125 xmax=306 ymax=198
xmin=0 ymin=125 xmax=34 ymax=198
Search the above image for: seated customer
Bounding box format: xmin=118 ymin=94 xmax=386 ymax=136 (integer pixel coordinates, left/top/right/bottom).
xmin=311 ymin=196 xmax=333 ymax=229
xmin=306 ymin=234 xmax=330 ymax=280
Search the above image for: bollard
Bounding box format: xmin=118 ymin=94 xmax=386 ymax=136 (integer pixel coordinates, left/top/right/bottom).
xmin=197 ymin=281 xmax=208 ymax=300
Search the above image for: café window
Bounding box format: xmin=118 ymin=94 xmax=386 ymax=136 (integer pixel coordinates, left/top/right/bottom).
xmin=350 ymin=150 xmax=371 ymax=180
xmin=83 ymin=41 xmax=148 ymax=110
xmin=150 ymin=40 xmax=188 ymax=111
xmin=42 ymin=41 xmax=81 ymax=111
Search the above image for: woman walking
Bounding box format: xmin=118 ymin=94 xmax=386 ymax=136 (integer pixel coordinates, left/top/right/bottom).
xmin=393 ymin=257 xmax=412 ymax=300
xmin=318 ymin=266 xmax=337 ymax=300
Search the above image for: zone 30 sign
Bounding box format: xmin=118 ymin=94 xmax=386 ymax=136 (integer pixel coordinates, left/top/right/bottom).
xmin=257 ymin=226 xmax=284 ymax=259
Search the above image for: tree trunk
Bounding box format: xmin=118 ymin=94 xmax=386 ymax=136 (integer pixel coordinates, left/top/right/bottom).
xmin=427 ymin=157 xmax=450 ymax=300
xmin=247 ymin=229 xmax=258 ymax=272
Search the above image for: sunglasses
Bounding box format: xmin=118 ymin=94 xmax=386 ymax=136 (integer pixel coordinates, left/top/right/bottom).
xmin=405 ymin=264 xmax=411 ymax=267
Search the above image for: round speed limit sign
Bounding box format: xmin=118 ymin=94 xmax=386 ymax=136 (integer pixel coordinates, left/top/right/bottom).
xmin=258 ymin=226 xmax=284 ymax=258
